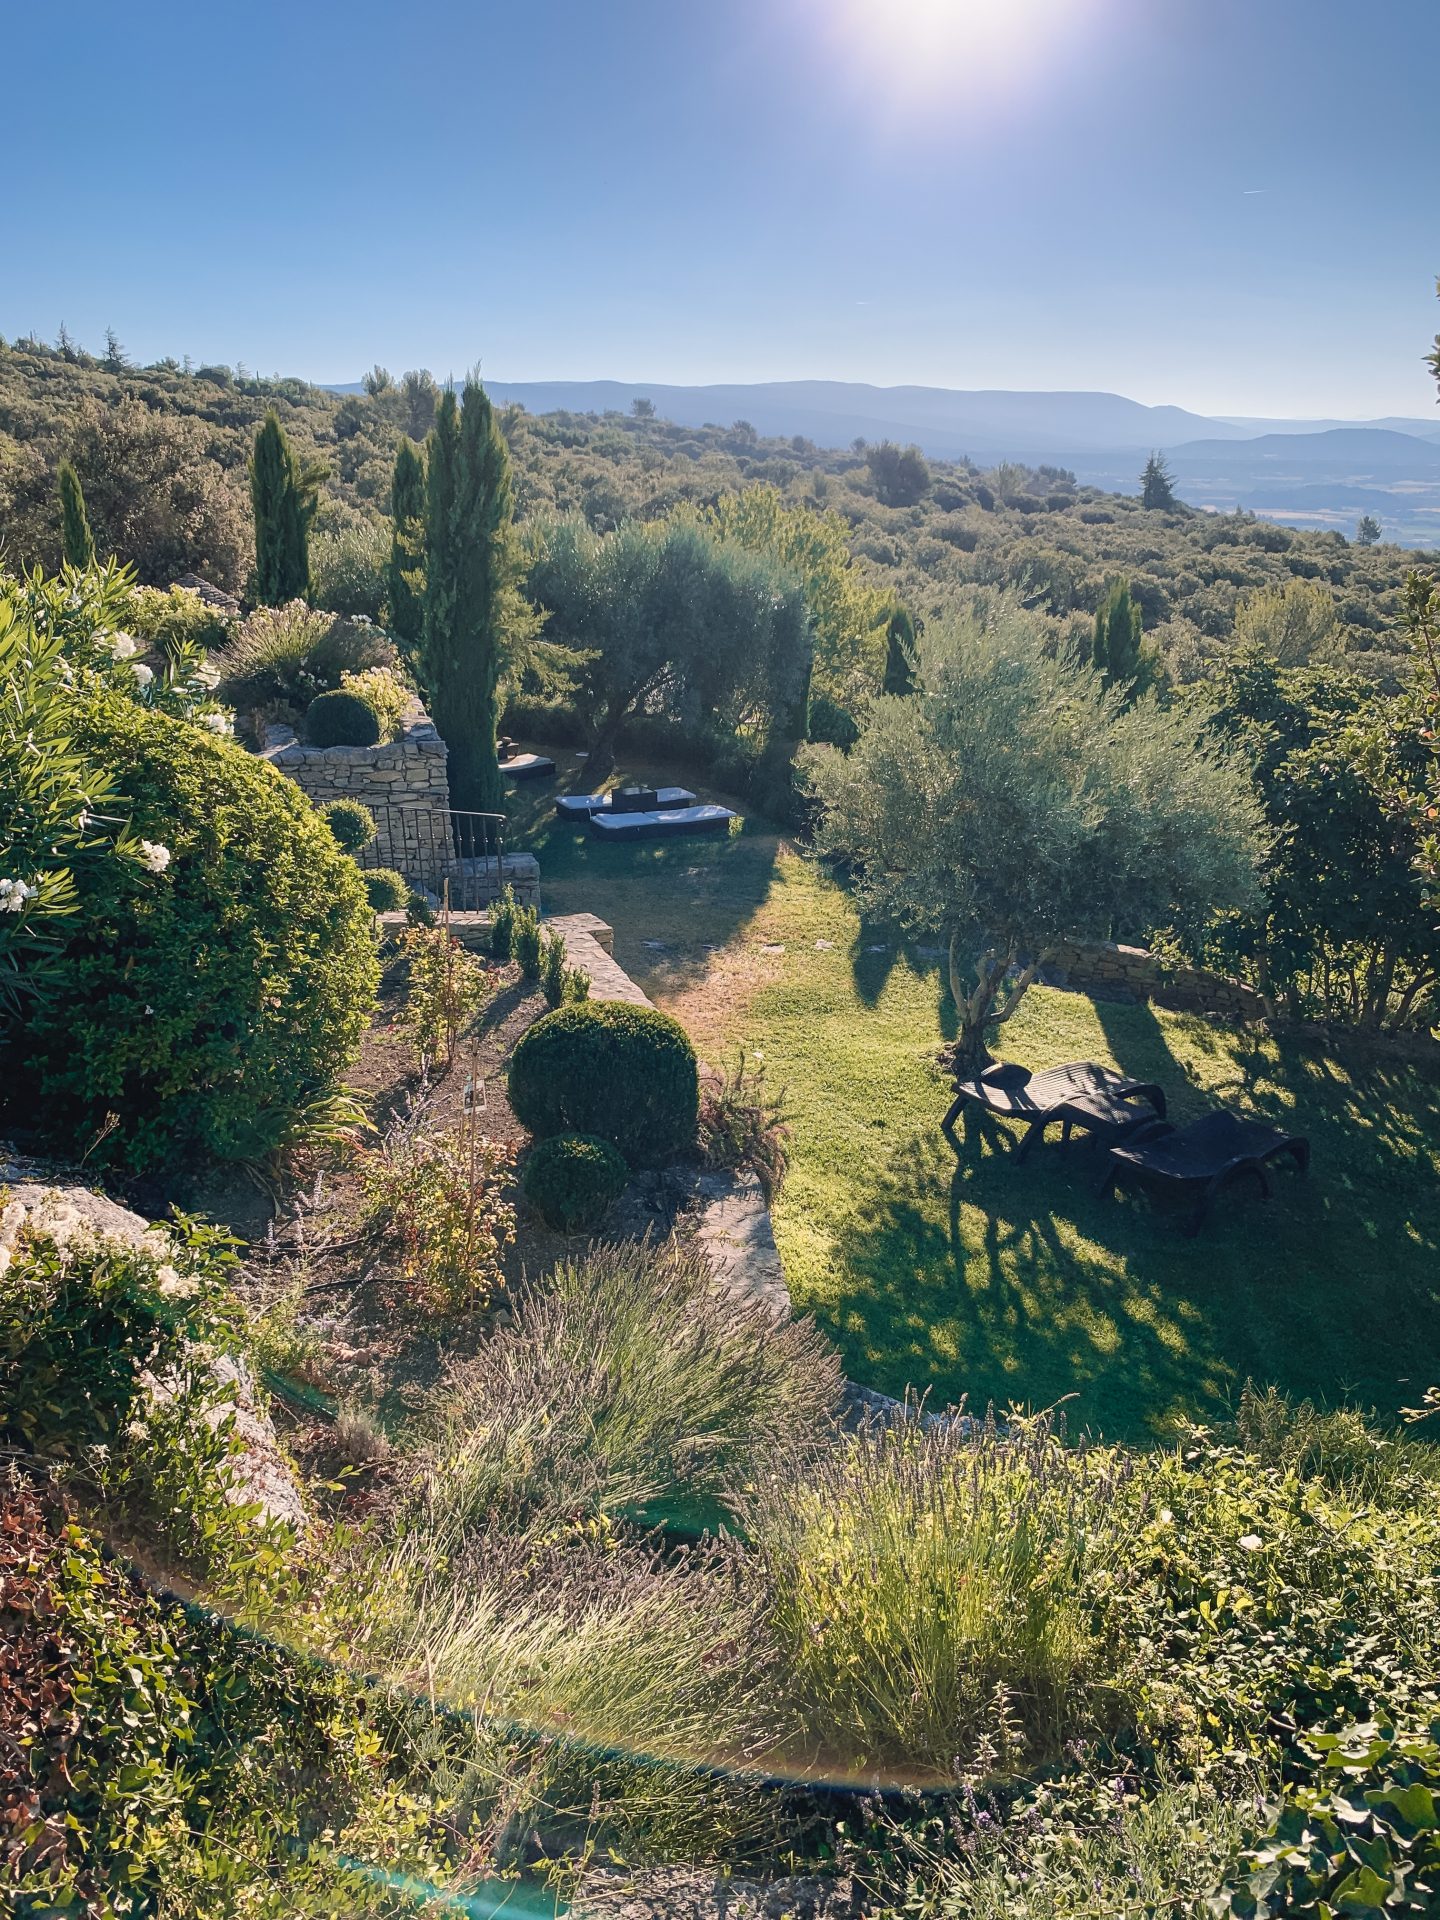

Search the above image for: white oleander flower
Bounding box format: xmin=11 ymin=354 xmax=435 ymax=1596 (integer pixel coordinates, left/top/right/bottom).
xmin=130 ymin=661 xmax=154 ymax=687
xmin=202 ymin=710 xmax=234 ymax=735
xmin=109 ymin=633 xmax=139 ymax=660
xmin=138 ymin=840 xmax=171 ymax=874
xmin=0 ymin=878 xmax=38 ymax=912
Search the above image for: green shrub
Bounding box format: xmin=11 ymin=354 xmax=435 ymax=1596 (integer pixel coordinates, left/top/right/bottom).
xmin=0 ymin=1199 xmax=234 ymax=1457
xmin=512 ymin=902 xmax=543 ymax=979
xmin=363 ymin=867 xmax=407 ymax=914
xmin=320 ymin=796 xmax=377 ymax=854
xmin=397 ymin=921 xmax=491 ymax=1068
xmin=540 ymin=925 xmax=568 ymax=1004
xmin=212 ymin=601 xmax=395 ymax=720
xmin=127 ymin=581 xmax=236 ymax=659
xmin=359 ymin=1103 xmax=515 ymax=1314
xmin=508 ymin=1001 xmax=699 ymax=1167
xmin=806 ymin=691 xmax=859 ymax=749
xmin=522 ymin=1131 xmax=627 ymax=1232
xmin=310 ymin=520 xmax=389 ymax=620
xmin=698 ymin=1048 xmax=789 ymax=1193
xmin=306 ymin=686 xmax=382 ymax=746
xmin=339 ymin=665 xmax=408 ymax=739
xmin=489 ymin=883 xmax=517 ymax=960
xmin=3 ymin=695 xmax=379 ymax=1171
xmin=744 ymin=1411 xmax=1139 ymax=1781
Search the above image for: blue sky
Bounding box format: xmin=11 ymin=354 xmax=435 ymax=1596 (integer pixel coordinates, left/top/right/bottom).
xmin=9 ymin=0 xmax=1439 ymax=417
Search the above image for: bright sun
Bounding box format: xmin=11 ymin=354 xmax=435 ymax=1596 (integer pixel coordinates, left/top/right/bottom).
xmin=822 ymin=0 xmax=1101 ymax=111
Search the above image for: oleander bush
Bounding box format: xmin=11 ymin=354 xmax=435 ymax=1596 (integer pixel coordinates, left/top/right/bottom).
xmin=1 ymin=694 xmax=378 ymax=1170
xmin=522 ymin=1131 xmax=627 ymax=1232
xmin=508 ymin=1000 xmax=699 ymax=1168
xmin=305 ymin=684 xmax=382 ymax=746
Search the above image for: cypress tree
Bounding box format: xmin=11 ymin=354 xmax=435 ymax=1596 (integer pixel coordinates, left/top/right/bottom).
xmin=386 ymin=437 xmax=427 ymax=655
xmin=251 ymin=411 xmax=322 ymax=604
xmin=1092 ymin=579 xmax=1150 ymax=696
xmin=882 ymin=601 xmax=917 ymax=696
xmin=419 ymin=378 xmax=522 ymax=811
xmin=57 ymin=461 xmax=96 ymax=569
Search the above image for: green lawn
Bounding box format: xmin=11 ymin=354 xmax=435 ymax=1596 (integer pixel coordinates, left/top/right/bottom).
xmin=509 ymin=747 xmax=1440 ymax=1444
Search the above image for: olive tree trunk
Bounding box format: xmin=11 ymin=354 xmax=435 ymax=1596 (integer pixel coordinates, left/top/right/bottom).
xmin=946 ymin=932 xmax=1043 ymax=1077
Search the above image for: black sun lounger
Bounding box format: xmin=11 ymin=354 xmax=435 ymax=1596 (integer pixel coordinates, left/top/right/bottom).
xmin=942 ymin=1059 xmax=1166 ymax=1161
xmin=1099 ymin=1108 xmax=1310 ymax=1235
xmin=556 ymin=786 xmax=697 ymax=819
xmin=500 ymin=752 xmax=557 ymax=781
xmin=588 ymin=803 xmax=737 ymax=841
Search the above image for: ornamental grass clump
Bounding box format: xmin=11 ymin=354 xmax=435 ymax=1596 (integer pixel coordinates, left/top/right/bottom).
xmin=415 ymin=1239 xmax=842 ymax=1537
xmin=743 ymin=1409 xmax=1142 ymax=1783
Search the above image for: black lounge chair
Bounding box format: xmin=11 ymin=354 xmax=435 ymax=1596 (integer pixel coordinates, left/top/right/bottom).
xmin=556 ymin=785 xmax=697 ymax=820
xmin=1099 ymin=1108 xmax=1310 ymax=1235
xmin=500 ymin=752 xmax=557 ymax=782
xmin=588 ymin=803 xmax=737 ymax=841
xmin=943 ymin=1059 xmax=1166 ymax=1161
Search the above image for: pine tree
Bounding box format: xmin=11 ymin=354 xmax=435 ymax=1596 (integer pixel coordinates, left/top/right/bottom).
xmin=419 ymin=378 xmax=526 ymax=811
xmin=250 ymin=411 xmax=324 ymax=604
xmin=882 ymin=602 xmax=918 ymax=696
xmin=1140 ymin=451 xmax=1177 ymax=511
xmin=1092 ymin=579 xmax=1152 ymax=695
xmin=386 ymin=438 xmax=427 ymax=654
xmin=57 ymin=462 xmax=96 ymax=569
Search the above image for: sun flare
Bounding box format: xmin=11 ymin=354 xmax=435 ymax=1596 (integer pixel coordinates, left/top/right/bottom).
xmin=823 ymin=0 xmax=1102 ymax=110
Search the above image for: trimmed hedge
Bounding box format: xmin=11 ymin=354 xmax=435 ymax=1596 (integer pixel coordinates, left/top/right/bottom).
xmin=306 ymin=687 xmax=382 ymax=747
xmin=3 ymin=696 xmax=379 ymax=1171
xmin=508 ymin=1001 xmax=699 ymax=1169
xmin=522 ymin=1132 xmax=628 ymax=1233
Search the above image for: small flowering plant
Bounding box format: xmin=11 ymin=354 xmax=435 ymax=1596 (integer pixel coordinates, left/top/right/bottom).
xmin=0 ymin=1198 xmax=239 ymax=1457
xmin=0 ymin=561 xmax=220 ymax=1015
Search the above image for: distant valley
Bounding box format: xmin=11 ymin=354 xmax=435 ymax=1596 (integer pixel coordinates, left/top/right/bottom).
xmin=330 ymin=378 xmax=1440 ymax=547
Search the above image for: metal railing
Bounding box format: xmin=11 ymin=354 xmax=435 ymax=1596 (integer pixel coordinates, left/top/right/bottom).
xmin=357 ymin=804 xmax=507 ymax=912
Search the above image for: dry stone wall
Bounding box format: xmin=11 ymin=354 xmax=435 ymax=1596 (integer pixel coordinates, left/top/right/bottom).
xmin=258 ymin=709 xmax=539 ymax=906
xmin=259 ymin=712 xmax=452 ymax=876
xmin=1042 ymin=938 xmax=1267 ymax=1022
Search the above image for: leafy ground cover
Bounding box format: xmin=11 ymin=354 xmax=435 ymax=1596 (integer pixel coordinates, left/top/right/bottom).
xmin=512 ymin=743 xmax=1440 ymax=1444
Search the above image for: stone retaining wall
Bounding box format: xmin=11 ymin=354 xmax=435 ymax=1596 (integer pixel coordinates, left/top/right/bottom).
xmin=259 ymin=710 xmax=452 ymax=877
xmin=1042 ymin=938 xmax=1267 ymax=1022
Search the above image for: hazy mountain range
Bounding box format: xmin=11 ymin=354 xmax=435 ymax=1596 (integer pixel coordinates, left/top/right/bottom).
xmin=331 ymin=378 xmax=1440 ymax=547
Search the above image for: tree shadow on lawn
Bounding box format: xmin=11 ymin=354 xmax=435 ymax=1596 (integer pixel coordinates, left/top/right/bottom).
xmin=504 ymin=741 xmax=782 ymax=997
xmin=848 ymin=933 xmax=958 ymax=1041
xmin=814 ymin=1078 xmax=1440 ymax=1446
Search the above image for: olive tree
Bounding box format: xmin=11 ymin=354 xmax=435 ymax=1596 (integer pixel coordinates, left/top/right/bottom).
xmin=800 ymin=604 xmax=1265 ymax=1073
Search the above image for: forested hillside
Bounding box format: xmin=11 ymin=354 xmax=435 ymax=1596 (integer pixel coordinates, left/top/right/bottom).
xmin=2 ymin=337 xmax=1430 ymax=689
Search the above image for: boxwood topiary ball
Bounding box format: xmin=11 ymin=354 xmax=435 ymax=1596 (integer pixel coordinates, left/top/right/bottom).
xmin=321 ymin=797 xmax=377 ymax=854
xmin=363 ymin=867 xmax=408 ymax=913
xmin=306 ymin=687 xmax=382 ymax=747
xmin=508 ymin=1001 xmax=699 ymax=1169
xmin=522 ymin=1132 xmax=628 ymax=1232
